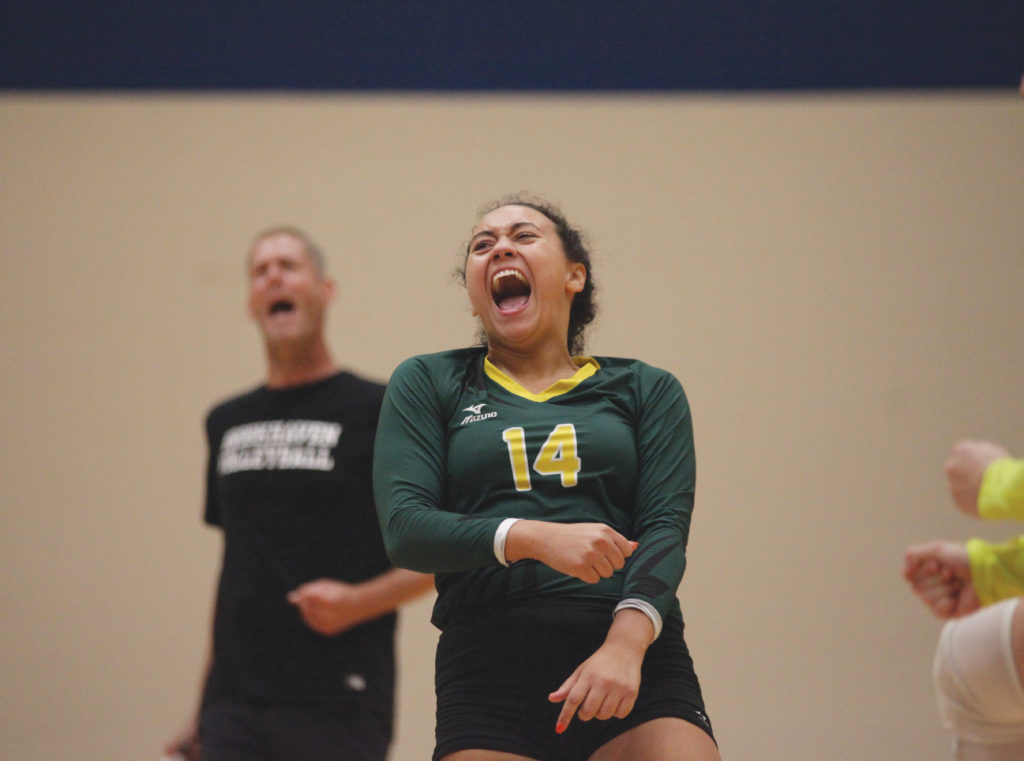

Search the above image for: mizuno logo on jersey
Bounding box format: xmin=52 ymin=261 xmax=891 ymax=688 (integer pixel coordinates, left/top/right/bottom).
xmin=460 ymin=403 xmax=497 ymax=426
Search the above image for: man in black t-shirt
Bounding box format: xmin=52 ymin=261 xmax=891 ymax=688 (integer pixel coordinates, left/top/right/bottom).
xmin=164 ymin=227 xmax=433 ymax=761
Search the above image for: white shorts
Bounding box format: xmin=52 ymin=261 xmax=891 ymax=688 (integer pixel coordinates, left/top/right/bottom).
xmin=933 ymin=598 xmax=1024 ymax=759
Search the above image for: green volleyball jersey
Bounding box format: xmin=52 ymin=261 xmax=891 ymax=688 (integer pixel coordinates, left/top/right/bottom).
xmin=373 ymin=347 xmax=695 ymax=631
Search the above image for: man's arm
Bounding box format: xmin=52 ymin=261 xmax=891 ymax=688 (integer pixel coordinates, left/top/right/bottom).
xmin=162 ymin=654 xmax=208 ymax=760
xmin=163 ymin=591 xmax=214 ymax=761
xmin=288 ymin=569 xmax=434 ymax=636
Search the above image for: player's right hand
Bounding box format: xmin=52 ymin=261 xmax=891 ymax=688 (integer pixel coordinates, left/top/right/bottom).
xmin=506 ymin=520 xmax=637 ymax=583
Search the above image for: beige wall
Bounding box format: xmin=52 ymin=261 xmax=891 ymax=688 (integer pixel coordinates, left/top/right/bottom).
xmin=1 ymin=92 xmax=1021 ymax=760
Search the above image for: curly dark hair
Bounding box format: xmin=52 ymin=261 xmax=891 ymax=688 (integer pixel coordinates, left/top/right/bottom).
xmin=455 ymin=193 xmax=598 ymax=356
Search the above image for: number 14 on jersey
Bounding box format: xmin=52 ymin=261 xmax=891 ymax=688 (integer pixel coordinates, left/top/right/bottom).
xmin=502 ymin=424 xmax=581 ymax=491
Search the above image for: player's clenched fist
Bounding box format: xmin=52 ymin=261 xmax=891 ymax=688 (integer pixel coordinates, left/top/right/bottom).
xmin=505 ymin=520 xmax=638 ymax=583
xmin=903 ymin=540 xmax=979 ymax=619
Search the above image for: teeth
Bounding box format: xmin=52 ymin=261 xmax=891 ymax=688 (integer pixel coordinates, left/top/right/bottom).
xmin=492 ymin=269 xmax=527 ymax=287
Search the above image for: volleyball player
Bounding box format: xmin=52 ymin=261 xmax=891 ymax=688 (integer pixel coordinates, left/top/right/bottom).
xmin=373 ymin=196 xmax=721 ymax=761
xmin=905 ymin=440 xmax=1024 ymax=760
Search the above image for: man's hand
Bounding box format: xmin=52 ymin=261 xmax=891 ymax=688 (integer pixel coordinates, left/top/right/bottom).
xmin=288 ymin=578 xmax=364 ymax=636
xmin=163 ymin=717 xmax=201 ymax=761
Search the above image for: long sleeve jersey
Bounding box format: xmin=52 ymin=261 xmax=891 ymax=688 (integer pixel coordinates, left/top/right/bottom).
xmin=966 ymin=457 xmax=1024 ymax=606
xmin=372 ymin=348 xmax=695 ymax=634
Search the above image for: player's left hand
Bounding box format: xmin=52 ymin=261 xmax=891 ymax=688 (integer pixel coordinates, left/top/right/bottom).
xmin=287 ymin=578 xmax=363 ymax=635
xmin=548 ymin=610 xmax=650 ymax=734
xmin=548 ymin=642 xmax=642 ymax=734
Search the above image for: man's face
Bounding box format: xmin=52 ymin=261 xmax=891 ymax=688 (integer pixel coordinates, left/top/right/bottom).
xmin=246 ymin=233 xmax=333 ymax=347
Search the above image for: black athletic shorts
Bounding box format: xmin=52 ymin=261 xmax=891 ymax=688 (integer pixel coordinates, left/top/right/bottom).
xmin=198 ymin=699 xmax=392 ymax=761
xmin=433 ymin=597 xmax=714 ymax=761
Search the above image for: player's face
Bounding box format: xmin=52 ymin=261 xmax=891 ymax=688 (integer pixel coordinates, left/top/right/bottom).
xmin=465 ymin=205 xmax=585 ymax=353
xmin=247 ymin=233 xmax=333 ymax=347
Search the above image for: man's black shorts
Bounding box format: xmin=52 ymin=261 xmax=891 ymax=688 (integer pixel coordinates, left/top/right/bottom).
xmin=199 ymin=699 xmax=391 ymax=761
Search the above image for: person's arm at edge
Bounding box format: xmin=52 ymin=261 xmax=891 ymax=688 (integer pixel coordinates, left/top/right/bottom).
xmin=945 ymin=440 xmax=1011 ymax=517
xmin=978 ymin=457 xmax=1024 ymax=521
xmin=966 ymin=535 xmax=1024 ymax=606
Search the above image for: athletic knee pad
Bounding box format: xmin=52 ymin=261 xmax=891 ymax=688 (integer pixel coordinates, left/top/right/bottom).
xmin=933 ymin=598 xmax=1024 ymax=752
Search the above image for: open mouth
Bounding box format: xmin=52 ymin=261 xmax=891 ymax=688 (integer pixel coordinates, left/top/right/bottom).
xmin=269 ymin=299 xmax=295 ymax=315
xmin=491 ymin=269 xmax=531 ymax=312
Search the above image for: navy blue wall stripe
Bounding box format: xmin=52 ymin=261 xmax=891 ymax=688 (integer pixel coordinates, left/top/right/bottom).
xmin=2 ymin=2 xmax=1021 ymax=91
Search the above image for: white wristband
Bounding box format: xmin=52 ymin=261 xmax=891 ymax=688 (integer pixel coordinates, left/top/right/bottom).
xmin=493 ymin=517 xmax=522 ymax=566
xmin=613 ymin=598 xmax=663 ymax=641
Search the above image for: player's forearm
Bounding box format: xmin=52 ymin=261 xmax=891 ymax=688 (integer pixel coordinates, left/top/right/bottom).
xmin=605 ymin=607 xmax=656 ymax=652
xmin=979 ymin=458 xmax=1024 ymax=520
xmin=503 ymin=519 xmax=547 ymax=564
xmin=967 ymin=536 xmax=1024 ymax=606
xmin=380 ymin=503 xmax=504 ymax=573
xmin=620 ymin=526 xmax=685 ymax=625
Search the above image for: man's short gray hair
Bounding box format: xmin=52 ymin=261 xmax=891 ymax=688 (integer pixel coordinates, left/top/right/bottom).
xmin=247 ymin=225 xmax=326 ymax=276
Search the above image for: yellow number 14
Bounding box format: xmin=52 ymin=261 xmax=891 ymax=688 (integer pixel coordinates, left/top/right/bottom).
xmin=502 ymin=424 xmax=581 ymax=492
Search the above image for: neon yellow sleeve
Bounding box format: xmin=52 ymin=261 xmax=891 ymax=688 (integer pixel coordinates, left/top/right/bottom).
xmin=978 ymin=458 xmax=1024 ymax=521
xmin=967 ymin=536 xmax=1024 ymax=606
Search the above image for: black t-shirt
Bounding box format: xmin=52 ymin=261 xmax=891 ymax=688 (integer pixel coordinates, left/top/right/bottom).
xmin=202 ymin=371 xmax=394 ymax=713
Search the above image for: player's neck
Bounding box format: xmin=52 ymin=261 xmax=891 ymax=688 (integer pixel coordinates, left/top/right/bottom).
xmin=486 ymin=342 xmax=578 ymax=395
xmin=265 ymin=338 xmax=338 ymax=389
